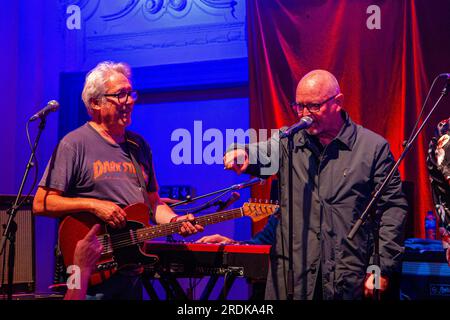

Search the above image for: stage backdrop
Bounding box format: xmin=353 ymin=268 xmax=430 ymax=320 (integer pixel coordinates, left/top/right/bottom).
xmin=246 ymin=0 xmax=450 ymax=238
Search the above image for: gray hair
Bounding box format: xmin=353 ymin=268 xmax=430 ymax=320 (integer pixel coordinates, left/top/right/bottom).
xmin=81 ymin=61 xmax=132 ymax=115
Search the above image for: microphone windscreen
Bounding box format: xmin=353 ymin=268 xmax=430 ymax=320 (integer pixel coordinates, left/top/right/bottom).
xmin=48 ymin=100 xmax=60 ymax=111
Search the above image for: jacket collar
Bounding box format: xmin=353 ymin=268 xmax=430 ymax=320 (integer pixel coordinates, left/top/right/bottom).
xmin=295 ymin=110 xmax=357 ymax=151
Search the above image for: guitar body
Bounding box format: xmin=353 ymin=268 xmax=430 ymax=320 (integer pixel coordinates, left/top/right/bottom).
xmin=58 ymin=203 xmax=158 ymax=286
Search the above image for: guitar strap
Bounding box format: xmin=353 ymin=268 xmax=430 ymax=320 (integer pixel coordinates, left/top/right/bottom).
xmin=125 ymin=132 xmax=154 ymax=217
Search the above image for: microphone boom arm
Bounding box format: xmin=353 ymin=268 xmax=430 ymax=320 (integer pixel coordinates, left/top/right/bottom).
xmin=169 ymin=178 xmax=265 ymax=208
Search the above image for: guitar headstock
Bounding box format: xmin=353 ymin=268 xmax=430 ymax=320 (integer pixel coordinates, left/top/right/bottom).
xmin=242 ymin=199 xmax=279 ymax=222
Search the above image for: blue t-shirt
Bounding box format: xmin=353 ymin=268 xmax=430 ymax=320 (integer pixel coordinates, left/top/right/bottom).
xmin=39 ymin=122 xmax=158 ymax=207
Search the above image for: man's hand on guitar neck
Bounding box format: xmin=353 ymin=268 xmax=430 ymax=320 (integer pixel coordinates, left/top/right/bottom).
xmin=171 ymin=213 xmax=204 ymax=237
xmin=90 ymin=199 xmax=127 ymax=229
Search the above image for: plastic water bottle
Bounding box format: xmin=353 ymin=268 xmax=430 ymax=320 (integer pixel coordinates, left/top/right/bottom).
xmin=425 ymin=211 xmax=436 ymax=240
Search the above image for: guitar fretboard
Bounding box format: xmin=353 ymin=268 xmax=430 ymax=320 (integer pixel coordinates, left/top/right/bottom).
xmin=134 ymin=207 xmax=244 ymax=243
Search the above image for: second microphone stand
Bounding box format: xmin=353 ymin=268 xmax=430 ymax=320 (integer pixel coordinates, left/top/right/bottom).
xmin=0 ymin=117 xmax=47 ymax=300
xmin=168 ymin=178 xmax=262 ymax=209
xmin=348 ymin=77 xmax=449 ymax=300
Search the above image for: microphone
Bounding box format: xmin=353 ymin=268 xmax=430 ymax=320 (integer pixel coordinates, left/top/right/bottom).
xmin=439 ymin=73 xmax=450 ymax=79
xmin=280 ymin=116 xmax=314 ymax=138
xmin=30 ymin=100 xmax=60 ymax=122
xmin=215 ymin=192 xmax=241 ymax=211
xmin=231 ymin=177 xmax=265 ymax=190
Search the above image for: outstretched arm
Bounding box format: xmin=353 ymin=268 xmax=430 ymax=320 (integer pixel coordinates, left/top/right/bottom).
xmin=33 ymin=187 xmax=127 ymax=229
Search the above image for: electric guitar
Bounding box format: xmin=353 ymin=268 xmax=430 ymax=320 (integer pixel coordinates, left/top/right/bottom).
xmin=58 ymin=201 xmax=279 ymax=286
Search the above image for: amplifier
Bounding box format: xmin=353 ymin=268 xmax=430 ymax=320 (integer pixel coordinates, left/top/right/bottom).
xmin=400 ymin=238 xmax=450 ymax=300
xmin=0 ymin=195 xmax=35 ymax=293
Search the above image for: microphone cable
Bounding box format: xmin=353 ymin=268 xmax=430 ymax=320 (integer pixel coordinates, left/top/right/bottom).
xmin=16 ymin=119 xmax=39 ymax=210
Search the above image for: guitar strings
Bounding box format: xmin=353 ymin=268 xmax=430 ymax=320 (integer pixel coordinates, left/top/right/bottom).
xmin=94 ymin=209 xmax=243 ymax=251
xmin=111 ymin=204 xmax=274 ymax=248
xmin=105 ymin=209 xmax=243 ymax=250
xmin=96 ymin=204 xmax=275 ymax=251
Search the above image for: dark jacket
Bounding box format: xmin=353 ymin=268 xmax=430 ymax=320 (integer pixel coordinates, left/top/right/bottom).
xmin=240 ymin=111 xmax=407 ymax=300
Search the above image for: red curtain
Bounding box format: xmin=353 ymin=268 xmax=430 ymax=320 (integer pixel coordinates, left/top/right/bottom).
xmin=247 ymin=0 xmax=450 ymax=238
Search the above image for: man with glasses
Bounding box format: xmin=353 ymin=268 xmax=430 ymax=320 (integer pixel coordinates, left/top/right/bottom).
xmin=223 ymin=69 xmax=407 ymax=299
xmin=33 ymin=61 xmax=203 ymax=299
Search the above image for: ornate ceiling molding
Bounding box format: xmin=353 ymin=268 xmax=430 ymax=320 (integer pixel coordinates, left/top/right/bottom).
xmin=59 ymin=0 xmax=246 ymax=68
xmin=86 ymin=21 xmax=245 ymax=54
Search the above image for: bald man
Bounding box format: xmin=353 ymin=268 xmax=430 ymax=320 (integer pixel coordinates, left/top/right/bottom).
xmin=223 ymin=70 xmax=407 ymax=300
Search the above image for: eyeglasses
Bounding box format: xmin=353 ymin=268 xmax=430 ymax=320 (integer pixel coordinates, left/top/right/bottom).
xmin=103 ymin=90 xmax=138 ymax=104
xmin=291 ymin=94 xmax=337 ymax=113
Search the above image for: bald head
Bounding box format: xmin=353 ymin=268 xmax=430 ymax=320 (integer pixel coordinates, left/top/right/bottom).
xmin=293 ymin=70 xmax=344 ymax=144
xmin=296 ymin=69 xmax=340 ymax=102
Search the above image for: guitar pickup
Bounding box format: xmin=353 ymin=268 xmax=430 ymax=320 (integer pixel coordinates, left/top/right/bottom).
xmin=97 ymin=261 xmax=118 ymax=271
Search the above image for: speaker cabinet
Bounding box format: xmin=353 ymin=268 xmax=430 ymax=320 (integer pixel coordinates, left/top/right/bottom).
xmin=401 ymin=238 xmax=450 ymax=300
xmin=0 ymin=195 xmax=35 ymax=293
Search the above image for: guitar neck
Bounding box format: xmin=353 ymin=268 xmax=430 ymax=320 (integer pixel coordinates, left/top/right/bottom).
xmin=135 ymin=207 xmax=244 ymax=243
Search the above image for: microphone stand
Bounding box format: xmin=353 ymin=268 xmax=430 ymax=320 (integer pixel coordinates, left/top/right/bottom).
xmin=0 ymin=117 xmax=47 ymax=300
xmin=189 ymin=197 xmax=226 ymax=214
xmin=280 ymin=120 xmax=315 ymax=300
xmin=286 ymin=134 xmax=295 ymax=300
xmin=277 ymin=127 xmax=299 ymax=300
xmin=168 ymin=179 xmax=262 ymax=208
xmin=347 ymin=78 xmax=449 ymax=300
xmin=166 ymin=179 xmax=260 ymax=243
xmin=188 ymin=193 xmax=239 ymax=215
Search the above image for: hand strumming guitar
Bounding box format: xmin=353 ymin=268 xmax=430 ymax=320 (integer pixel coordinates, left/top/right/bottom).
xmin=89 ymin=199 xmax=127 ymax=229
